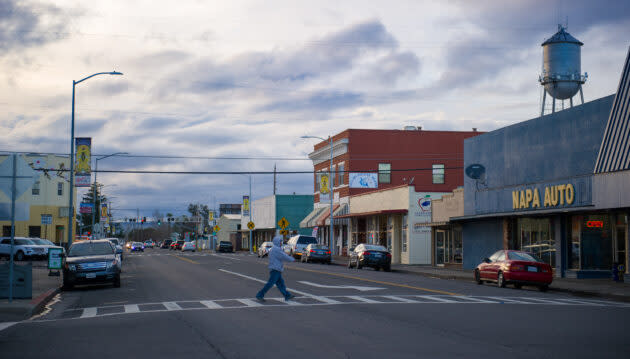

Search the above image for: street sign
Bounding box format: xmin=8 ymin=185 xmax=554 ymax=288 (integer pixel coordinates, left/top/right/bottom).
xmin=247 ymin=221 xmax=255 ymax=230
xmin=48 ymin=248 xmax=63 ymax=270
xmin=278 ymin=217 xmax=289 ymax=229
xmin=208 ymin=211 xmax=214 ymax=222
xmin=213 ymin=225 xmax=221 ymax=233
xmin=279 ymin=229 xmax=289 ymax=235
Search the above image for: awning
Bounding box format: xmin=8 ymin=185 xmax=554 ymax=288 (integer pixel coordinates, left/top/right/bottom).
xmin=450 ymin=205 xmax=596 ymax=222
xmin=300 ymin=206 xmax=328 ymax=228
xmin=327 ymin=203 xmax=349 ymax=225
xmin=316 ymin=204 xmax=340 ymax=226
xmin=335 ymin=209 xmax=408 ymax=219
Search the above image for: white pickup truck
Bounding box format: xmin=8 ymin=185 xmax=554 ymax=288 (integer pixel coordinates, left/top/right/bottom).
xmin=0 ymin=237 xmax=47 ymax=261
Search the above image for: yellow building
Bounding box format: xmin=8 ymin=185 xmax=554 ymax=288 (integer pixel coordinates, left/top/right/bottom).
xmin=0 ymin=154 xmax=77 ymax=245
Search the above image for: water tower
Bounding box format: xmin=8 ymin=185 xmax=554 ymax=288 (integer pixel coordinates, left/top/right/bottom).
xmin=539 ymin=25 xmax=588 ymax=116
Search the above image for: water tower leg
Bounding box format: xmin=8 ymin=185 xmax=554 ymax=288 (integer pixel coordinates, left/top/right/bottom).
xmin=579 ymin=85 xmax=585 ymax=104
xmin=552 ymin=97 xmax=556 ymax=113
xmin=541 ymin=90 xmax=547 ymax=117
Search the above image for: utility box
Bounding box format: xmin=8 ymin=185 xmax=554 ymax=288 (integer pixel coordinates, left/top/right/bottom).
xmin=0 ymin=262 xmax=33 ymax=299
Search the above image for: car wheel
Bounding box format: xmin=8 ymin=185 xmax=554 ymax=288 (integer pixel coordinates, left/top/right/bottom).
xmin=474 ymin=269 xmax=483 ymax=285
xmin=113 ymin=275 xmax=121 ymax=288
xmin=62 ymin=280 xmax=74 ymax=291
xmin=383 ymin=265 xmax=391 ymax=272
xmin=539 ymin=285 xmax=549 ymax=292
xmin=514 ymin=283 xmax=522 ymax=289
xmin=15 ymin=251 xmax=24 ymax=261
xmin=497 ymin=272 xmax=506 ymax=288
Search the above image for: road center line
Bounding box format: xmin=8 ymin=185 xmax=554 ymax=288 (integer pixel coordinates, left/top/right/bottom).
xmin=172 ymin=255 xmax=200 ymax=264
xmin=287 ymin=266 xmax=462 ymax=296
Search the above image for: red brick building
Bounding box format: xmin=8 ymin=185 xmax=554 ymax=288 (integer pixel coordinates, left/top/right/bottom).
xmin=300 ymin=127 xmax=483 ymax=262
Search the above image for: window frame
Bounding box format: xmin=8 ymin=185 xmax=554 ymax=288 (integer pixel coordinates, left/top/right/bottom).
xmin=432 ymin=164 xmax=445 ymax=184
xmin=32 ymin=181 xmax=40 ymax=196
xmin=57 ymin=182 xmax=63 ymax=196
xmin=378 ymin=163 xmax=391 ymax=184
xmin=338 ymin=162 xmax=345 ymax=186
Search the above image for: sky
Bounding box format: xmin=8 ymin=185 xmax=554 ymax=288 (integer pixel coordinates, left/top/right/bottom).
xmin=1 ymin=0 xmax=629 ymax=220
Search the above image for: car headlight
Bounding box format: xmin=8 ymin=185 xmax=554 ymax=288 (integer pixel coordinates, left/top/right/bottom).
xmin=107 ymin=259 xmax=119 ymax=270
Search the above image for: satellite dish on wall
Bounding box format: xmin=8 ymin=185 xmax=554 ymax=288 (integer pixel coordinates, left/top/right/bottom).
xmin=465 ymin=164 xmax=486 ymax=180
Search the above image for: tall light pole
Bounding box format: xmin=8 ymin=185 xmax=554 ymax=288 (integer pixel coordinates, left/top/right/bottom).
xmin=301 ymin=135 xmax=334 ymax=255
xmin=238 ymin=174 xmax=254 ymax=254
xmin=91 ymin=152 xmax=128 ymax=239
xmin=68 ymin=71 xmax=123 ymax=248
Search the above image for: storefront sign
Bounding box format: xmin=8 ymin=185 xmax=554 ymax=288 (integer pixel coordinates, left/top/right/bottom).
xmin=512 ymin=183 xmax=575 ymax=210
xmin=586 ymin=220 xmax=604 ymax=228
xmin=349 ymin=173 xmax=378 ymax=188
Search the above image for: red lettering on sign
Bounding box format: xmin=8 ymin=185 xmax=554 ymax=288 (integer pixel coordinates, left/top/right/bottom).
xmin=586 ymin=221 xmax=604 ymax=228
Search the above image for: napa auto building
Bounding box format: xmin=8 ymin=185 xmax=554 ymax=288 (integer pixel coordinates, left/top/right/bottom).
xmin=455 ymin=49 xmax=630 ymax=279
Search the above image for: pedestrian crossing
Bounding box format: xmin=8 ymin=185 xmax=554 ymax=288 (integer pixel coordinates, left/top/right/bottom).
xmin=55 ymin=294 xmax=630 ymax=321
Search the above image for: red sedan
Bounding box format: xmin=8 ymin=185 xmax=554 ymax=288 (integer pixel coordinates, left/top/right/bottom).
xmin=474 ymin=250 xmax=552 ymax=291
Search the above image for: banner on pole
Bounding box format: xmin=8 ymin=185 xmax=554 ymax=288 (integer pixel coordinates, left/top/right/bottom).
xmin=242 ymin=195 xmax=250 ymax=216
xmin=100 ymin=203 xmax=108 ymax=222
xmin=74 ymin=137 xmax=91 ymax=187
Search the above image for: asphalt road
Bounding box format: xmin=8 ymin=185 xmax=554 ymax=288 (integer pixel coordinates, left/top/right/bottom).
xmin=1 ymin=249 xmax=629 ymax=359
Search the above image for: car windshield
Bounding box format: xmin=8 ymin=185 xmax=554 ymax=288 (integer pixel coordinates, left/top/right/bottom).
xmin=133 ymin=242 xmax=142 ymax=246
xmin=109 ymin=239 xmax=119 ymax=245
xmin=364 ymin=245 xmax=388 ymax=252
xmin=297 ymin=236 xmax=317 ymax=245
xmin=68 ymin=242 xmax=114 ymax=257
xmin=16 ymin=238 xmax=35 ymax=245
xmin=508 ymin=251 xmax=543 ymax=262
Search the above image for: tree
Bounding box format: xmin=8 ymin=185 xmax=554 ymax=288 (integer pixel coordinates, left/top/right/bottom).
xmin=79 ymin=184 xmax=107 ymax=231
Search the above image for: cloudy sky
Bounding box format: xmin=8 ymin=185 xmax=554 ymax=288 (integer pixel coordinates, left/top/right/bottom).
xmin=1 ymin=0 xmax=629 ymax=219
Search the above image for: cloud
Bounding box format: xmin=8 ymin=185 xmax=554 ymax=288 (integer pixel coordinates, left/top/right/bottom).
xmin=0 ymin=0 xmax=70 ymax=54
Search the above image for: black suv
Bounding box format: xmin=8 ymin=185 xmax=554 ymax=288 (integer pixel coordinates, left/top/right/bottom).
xmin=63 ymin=240 xmax=121 ymax=289
xmin=217 ymin=241 xmax=233 ymax=253
xmin=161 ymin=239 xmax=173 ymax=249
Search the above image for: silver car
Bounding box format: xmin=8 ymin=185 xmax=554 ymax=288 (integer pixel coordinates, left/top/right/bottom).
xmin=257 ymin=241 xmax=274 ymax=257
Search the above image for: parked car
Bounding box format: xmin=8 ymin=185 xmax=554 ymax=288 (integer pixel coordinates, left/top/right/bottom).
xmin=301 ymin=244 xmax=331 ymax=264
xmin=217 ymin=241 xmax=233 ymax=253
xmin=0 ymin=237 xmax=47 ymax=261
xmin=143 ymin=240 xmax=155 ymax=248
xmin=348 ymin=244 xmax=392 ymax=271
xmin=171 ymin=240 xmax=185 ymax=250
xmin=286 ymin=235 xmax=318 ymax=259
xmin=161 ymin=239 xmax=173 ymax=249
xmin=474 ymin=250 xmax=553 ymax=291
xmin=257 ymin=241 xmax=274 ymax=257
xmin=62 ymin=239 xmax=120 ymax=289
xmin=30 ymin=238 xmax=65 ymax=259
xmin=181 ymin=242 xmax=196 ymax=252
xmin=125 ymin=241 xmax=132 ymax=249
xmin=130 ymin=242 xmax=144 ymax=252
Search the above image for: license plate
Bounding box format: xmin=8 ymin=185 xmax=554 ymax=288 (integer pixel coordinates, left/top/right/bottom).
xmin=527 ymin=266 xmax=538 ymax=272
xmin=86 ymin=273 xmax=96 ymax=279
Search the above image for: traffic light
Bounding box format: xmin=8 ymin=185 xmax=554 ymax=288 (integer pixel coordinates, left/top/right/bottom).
xmin=142 ymin=217 xmax=146 ymax=223
xmin=158 ymin=219 xmax=161 ymax=225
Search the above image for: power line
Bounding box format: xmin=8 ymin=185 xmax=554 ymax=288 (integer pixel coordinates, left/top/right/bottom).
xmin=39 ymin=167 xmax=464 ymax=175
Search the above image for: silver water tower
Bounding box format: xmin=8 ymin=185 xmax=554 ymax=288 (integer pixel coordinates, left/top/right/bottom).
xmin=539 ymin=25 xmax=588 ymax=116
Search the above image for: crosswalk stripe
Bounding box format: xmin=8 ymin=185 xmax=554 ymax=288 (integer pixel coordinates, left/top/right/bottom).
xmin=163 ymin=302 xmax=182 ymax=310
xmin=552 ymin=298 xmax=605 ymax=306
xmin=200 ymin=300 xmax=222 ymax=309
xmin=124 ymin=304 xmax=140 ymax=313
xmin=484 ymin=296 xmax=531 ymax=304
xmin=455 ymin=296 xmax=500 ymax=304
xmin=237 ymin=299 xmax=263 ymax=307
xmin=381 ymin=295 xmax=420 ymax=303
xmin=269 ymin=298 xmax=303 ymax=305
xmin=417 ymin=295 xmax=457 ymax=303
xmin=80 ymin=308 xmax=97 ymax=318
xmin=310 ymin=296 xmax=342 ymax=304
xmin=346 ymin=296 xmax=383 ymax=304
xmin=0 ymin=322 xmax=18 ymax=332
xmin=522 ymin=297 xmax=570 ymax=305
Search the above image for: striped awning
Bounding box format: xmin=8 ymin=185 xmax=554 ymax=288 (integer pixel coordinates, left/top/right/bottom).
xmin=299 ymin=206 xmax=328 ymax=228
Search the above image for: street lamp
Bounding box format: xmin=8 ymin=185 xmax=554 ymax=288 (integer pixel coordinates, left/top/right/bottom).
xmin=91 ymin=152 xmax=128 ymax=239
xmin=238 ymin=174 xmax=254 ymax=254
xmin=68 ymin=71 xmax=123 ymax=248
xmin=301 ymin=135 xmax=335 ymax=256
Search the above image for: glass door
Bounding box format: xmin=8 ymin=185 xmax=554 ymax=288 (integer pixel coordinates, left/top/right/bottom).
xmin=435 ymin=230 xmax=445 ymax=265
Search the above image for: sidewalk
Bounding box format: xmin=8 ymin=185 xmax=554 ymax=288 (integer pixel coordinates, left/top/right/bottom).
xmin=0 ymin=260 xmax=62 ymax=322
xmin=331 ymin=255 xmax=630 ymax=303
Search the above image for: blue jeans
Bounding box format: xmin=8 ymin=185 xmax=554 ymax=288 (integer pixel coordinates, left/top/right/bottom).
xmin=257 ymin=270 xmax=290 ymax=299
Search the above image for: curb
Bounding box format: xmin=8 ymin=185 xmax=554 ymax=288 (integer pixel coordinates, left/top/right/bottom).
xmin=28 ymin=286 xmax=61 ymax=318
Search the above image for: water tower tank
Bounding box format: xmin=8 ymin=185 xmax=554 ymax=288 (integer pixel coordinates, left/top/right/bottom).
xmin=539 ymin=25 xmax=586 ymax=100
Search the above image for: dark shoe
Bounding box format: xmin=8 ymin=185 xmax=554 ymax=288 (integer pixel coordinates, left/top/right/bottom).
xmin=285 ymin=294 xmax=295 ymax=302
xmin=255 ymin=296 xmax=265 ymax=303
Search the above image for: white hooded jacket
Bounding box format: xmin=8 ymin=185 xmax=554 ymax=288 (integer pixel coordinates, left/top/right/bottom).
xmin=268 ymin=235 xmax=294 ymax=272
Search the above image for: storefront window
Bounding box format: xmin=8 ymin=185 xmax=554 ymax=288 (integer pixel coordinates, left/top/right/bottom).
xmin=580 ymin=215 xmax=613 ymax=270
xmin=402 ymin=215 xmax=408 ymax=252
xmin=386 ymin=216 xmax=393 ymax=252
xmin=518 ymin=218 xmax=555 ymax=268
xmin=436 ymin=231 xmax=445 ymax=265
xmin=451 ymin=228 xmax=463 ymax=263
xmin=568 ymin=216 xmax=581 ymax=270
